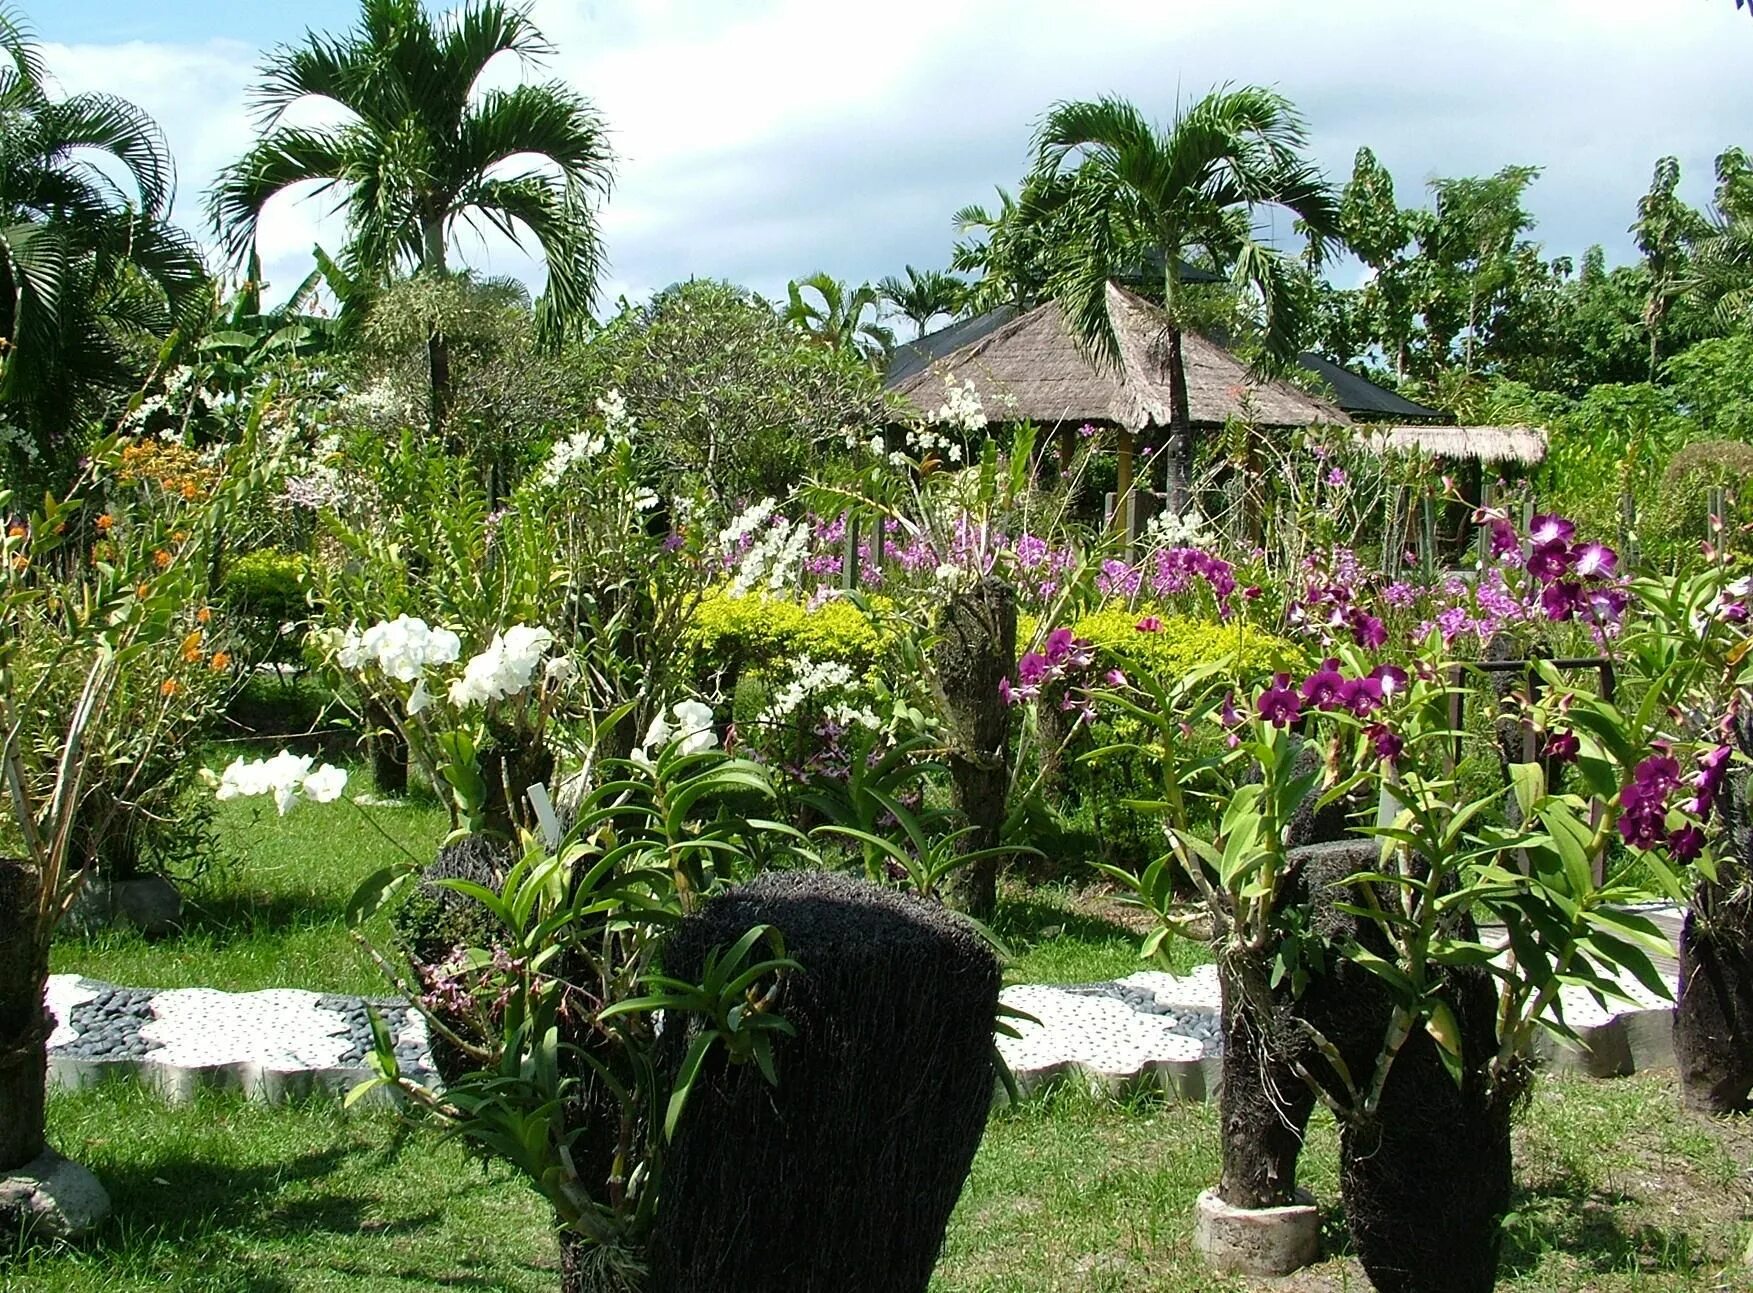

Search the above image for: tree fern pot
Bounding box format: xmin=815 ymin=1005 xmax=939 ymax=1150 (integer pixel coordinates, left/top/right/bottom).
xmin=0 ymin=859 xmax=110 ymax=1240
xmin=1675 ymin=741 xmax=1753 ymax=1115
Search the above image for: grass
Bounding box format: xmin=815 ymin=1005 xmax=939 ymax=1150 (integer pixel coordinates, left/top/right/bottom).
xmin=50 ymin=778 xmax=1180 ymax=996
xmin=38 ymin=765 xmax=1740 ymax=1289
xmin=7 ymin=1072 xmax=1750 ymax=1291
xmin=50 ymin=772 xmax=450 ymax=997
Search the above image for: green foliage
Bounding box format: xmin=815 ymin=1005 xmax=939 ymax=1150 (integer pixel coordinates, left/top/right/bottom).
xmin=783 ymin=272 xmax=894 ymax=363
xmin=349 ymin=744 xmax=812 ymax=1280
xmin=579 ymin=279 xmax=888 ymax=503
xmin=688 ymin=590 xmax=891 ymax=680
xmin=221 ymin=549 xmax=314 ymax=663
xmin=1645 ymin=440 xmax=1753 ymax=569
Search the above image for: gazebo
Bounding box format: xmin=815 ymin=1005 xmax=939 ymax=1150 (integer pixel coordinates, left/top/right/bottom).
xmin=884 ymin=282 xmax=1349 ymax=508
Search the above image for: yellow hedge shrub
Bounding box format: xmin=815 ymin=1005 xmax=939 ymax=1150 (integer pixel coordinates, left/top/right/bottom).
xmin=1027 ymin=605 xmax=1301 ymax=684
xmin=689 ymin=589 xmax=891 ymax=674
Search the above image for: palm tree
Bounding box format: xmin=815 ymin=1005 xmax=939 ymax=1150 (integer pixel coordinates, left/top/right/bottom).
xmin=877 ymin=265 xmax=964 ymax=338
xmin=209 ymin=0 xmax=613 ymax=433
xmin=0 ymin=7 xmax=207 ymax=475
xmin=1028 ymin=89 xmax=1340 ymax=510
xmin=784 ymin=272 xmax=894 ymax=364
xmin=1694 ymin=148 xmax=1753 ymax=332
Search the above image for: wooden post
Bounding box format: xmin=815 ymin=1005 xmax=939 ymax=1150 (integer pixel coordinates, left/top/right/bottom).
xmin=841 ymin=511 xmax=860 ymax=592
xmin=1112 ymin=429 xmax=1134 ymax=537
xmin=1420 ymin=494 xmax=1437 ymax=580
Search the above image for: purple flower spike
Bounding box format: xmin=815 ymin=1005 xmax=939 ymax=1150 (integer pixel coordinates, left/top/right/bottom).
xmin=1540 ymin=581 xmax=1580 ymax=622
xmin=1370 ymin=663 xmax=1409 ymax=698
xmin=1338 ymin=676 xmax=1384 ymax=717
xmin=1526 ymin=540 xmax=1574 ymax=582
xmin=1542 ymin=731 xmax=1580 ymax=763
xmin=1530 ymin=514 xmax=1576 ymax=546
xmin=1367 ymin=723 xmax=1404 ymax=762
xmin=1350 ymin=611 xmax=1388 ymax=650
xmin=1572 ymin=542 xmax=1617 ymax=579
xmin=1668 ymin=825 xmax=1706 ymax=862
xmin=1257 ymin=675 xmax=1302 ymax=728
xmin=1299 ymin=664 xmax=1346 ymax=712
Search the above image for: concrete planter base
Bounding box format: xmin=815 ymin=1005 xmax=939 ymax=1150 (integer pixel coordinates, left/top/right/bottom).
xmin=1193 ymin=1186 xmax=1321 ymax=1276
xmin=0 ymin=1148 xmax=111 ymax=1241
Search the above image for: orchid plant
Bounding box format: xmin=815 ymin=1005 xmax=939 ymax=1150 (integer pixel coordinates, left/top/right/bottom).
xmin=1066 ymin=511 xmax=1708 ymax=1122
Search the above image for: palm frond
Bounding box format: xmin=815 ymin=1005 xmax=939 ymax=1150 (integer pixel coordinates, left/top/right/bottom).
xmin=208 ymin=126 xmax=351 ymax=262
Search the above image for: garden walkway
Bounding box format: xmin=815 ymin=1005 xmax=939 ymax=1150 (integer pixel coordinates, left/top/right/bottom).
xmin=43 ymin=906 xmax=1684 ymax=1104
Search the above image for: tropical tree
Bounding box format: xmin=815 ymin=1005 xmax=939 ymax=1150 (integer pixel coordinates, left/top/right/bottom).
xmin=1028 ymin=89 xmax=1341 ymax=510
xmin=1694 ymin=147 xmax=1753 ymax=332
xmin=0 ymin=8 xmax=207 ymax=479
xmin=1633 ymin=157 xmax=1709 ymax=379
xmin=209 ymin=0 xmax=614 ymax=434
xmin=877 ymin=265 xmax=965 ymax=338
xmin=784 ymin=272 xmax=894 ymax=364
xmin=949 ymin=175 xmax=1080 ymax=314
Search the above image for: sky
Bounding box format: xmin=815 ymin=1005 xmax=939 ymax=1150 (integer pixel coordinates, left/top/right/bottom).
xmin=26 ymin=0 xmax=1753 ymax=324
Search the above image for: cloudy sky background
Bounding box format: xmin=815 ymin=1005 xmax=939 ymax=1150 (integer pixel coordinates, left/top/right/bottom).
xmin=27 ymin=1 xmax=1753 ymax=327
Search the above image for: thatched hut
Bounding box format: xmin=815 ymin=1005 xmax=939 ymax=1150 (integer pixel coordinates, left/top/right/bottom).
xmin=884 ymin=283 xmax=1349 ymax=507
xmin=1362 ymin=424 xmax=1546 ymax=466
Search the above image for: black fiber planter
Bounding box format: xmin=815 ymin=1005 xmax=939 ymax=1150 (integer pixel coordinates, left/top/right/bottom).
xmin=1675 ymin=887 xmax=1753 ymax=1114
xmin=1337 ymin=1033 xmax=1514 ymax=1293
xmin=1288 ymin=841 xmax=1513 ymax=1293
xmin=649 ymin=870 xmax=1002 ymax=1293
xmin=1676 ymin=733 xmax=1753 ymax=1114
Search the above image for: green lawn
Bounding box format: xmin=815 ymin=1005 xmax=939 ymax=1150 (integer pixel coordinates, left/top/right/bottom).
xmin=50 ymin=776 xmax=450 ymax=998
xmin=6 ymin=1072 xmax=1748 ymax=1291
xmin=50 ymin=775 xmax=1179 ymax=997
xmin=33 ymin=774 xmax=1748 ymax=1291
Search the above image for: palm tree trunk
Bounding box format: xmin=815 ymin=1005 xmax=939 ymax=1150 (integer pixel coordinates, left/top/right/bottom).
xmin=421 ymin=218 xmax=454 ymax=445
xmin=1165 ymin=324 xmax=1194 ymax=516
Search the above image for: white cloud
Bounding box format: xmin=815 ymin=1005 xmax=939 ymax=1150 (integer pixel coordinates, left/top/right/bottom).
xmin=38 ymin=0 xmax=1753 ymax=317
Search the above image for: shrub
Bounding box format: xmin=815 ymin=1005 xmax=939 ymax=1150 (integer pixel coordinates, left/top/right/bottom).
xmin=221 ymin=549 xmax=315 ymax=663
xmin=688 ymin=590 xmax=891 ymax=682
xmin=1067 ymin=606 xmax=1301 ymax=681
xmin=1645 ymin=440 xmax=1753 ymax=570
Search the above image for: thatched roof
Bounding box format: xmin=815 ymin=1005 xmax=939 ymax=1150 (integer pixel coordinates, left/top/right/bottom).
xmin=1362 ymin=424 xmax=1547 ymax=465
xmin=885 ymin=283 xmax=1350 ymax=431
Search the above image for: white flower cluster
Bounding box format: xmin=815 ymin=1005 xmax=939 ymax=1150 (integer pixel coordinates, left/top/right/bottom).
xmin=930 ymin=377 xmax=987 ymax=434
xmin=729 ymin=517 xmax=808 ymax=596
xmin=933 ymin=562 xmax=973 ymax=591
xmin=1143 ymin=508 xmax=1210 ymax=547
xmin=759 ymin=656 xmax=880 ymax=730
xmin=633 ymin=699 xmax=719 ymax=767
xmin=213 ymin=751 xmax=348 ymax=815
xmin=539 ymin=428 xmax=607 ymax=487
xmin=338 ymin=616 xmax=462 ymax=683
xmin=0 ymin=415 xmax=40 ymax=463
xmin=717 ymin=498 xmax=778 ymax=554
xmin=449 ymin=625 xmax=556 ymax=708
xmin=279 ymin=460 xmax=347 ymax=512
xmin=597 ymin=389 xmax=632 ymax=439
